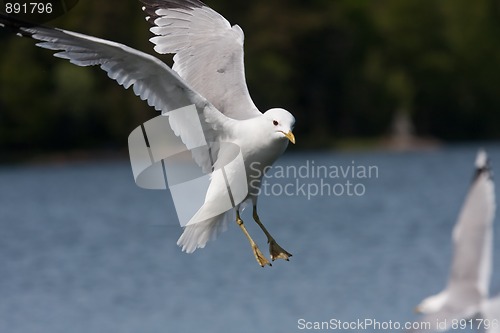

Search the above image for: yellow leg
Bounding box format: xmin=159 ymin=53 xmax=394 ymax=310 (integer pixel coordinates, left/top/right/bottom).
xmin=253 ymin=206 xmax=292 ymax=261
xmin=236 ymin=211 xmax=271 ymax=267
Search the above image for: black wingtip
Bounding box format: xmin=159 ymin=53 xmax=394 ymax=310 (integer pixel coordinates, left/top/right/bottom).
xmin=139 ymin=0 xmax=206 ymax=24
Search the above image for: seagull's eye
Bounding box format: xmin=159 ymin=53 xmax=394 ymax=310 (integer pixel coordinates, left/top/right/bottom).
xmin=273 ymin=120 xmax=279 ymax=126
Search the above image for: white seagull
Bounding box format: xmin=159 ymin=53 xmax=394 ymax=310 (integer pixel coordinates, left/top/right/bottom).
xmin=0 ymin=0 xmax=296 ymax=267
xmin=411 ymin=149 xmax=498 ymax=332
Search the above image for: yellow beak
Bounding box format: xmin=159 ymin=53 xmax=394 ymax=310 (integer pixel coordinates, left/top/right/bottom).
xmin=282 ymin=130 xmax=296 ymax=144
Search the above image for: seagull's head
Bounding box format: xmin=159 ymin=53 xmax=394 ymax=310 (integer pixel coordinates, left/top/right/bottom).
xmin=263 ymin=108 xmax=296 ymax=144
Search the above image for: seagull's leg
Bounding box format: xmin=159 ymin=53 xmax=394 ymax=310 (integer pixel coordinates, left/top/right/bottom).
xmin=252 ymin=206 xmax=292 ymax=261
xmin=236 ymin=210 xmax=271 ymax=267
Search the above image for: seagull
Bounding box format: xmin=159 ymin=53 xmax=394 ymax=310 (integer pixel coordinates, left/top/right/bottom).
xmin=411 ymin=149 xmax=498 ymax=332
xmin=0 ymin=0 xmax=295 ymax=267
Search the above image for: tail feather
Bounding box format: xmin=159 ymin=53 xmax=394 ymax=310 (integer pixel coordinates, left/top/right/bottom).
xmin=177 ymin=210 xmax=234 ymax=253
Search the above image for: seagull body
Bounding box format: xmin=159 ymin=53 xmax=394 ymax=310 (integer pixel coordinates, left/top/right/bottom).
xmin=412 ymin=150 xmax=497 ymax=332
xmin=0 ymin=0 xmax=295 ymax=266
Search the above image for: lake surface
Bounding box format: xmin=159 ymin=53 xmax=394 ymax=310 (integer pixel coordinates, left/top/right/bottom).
xmin=1 ymin=144 xmax=499 ymax=332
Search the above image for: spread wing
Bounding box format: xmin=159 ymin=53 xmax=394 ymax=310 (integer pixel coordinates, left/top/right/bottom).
xmin=0 ymin=14 xmax=234 ymax=173
xmin=140 ymin=0 xmax=262 ymax=120
xmin=409 ymin=150 xmax=496 ymax=333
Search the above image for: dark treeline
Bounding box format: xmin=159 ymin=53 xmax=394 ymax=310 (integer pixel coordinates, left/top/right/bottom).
xmin=1 ymin=0 xmax=500 ymax=153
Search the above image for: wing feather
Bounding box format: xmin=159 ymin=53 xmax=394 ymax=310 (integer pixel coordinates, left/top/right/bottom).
xmin=448 ymin=150 xmax=495 ymax=298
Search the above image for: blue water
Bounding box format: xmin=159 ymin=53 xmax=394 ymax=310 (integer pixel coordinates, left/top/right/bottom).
xmin=1 ymin=145 xmax=499 ymax=332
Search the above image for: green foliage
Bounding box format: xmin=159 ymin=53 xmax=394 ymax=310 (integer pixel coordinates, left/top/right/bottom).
xmin=1 ymin=0 xmax=500 ymax=154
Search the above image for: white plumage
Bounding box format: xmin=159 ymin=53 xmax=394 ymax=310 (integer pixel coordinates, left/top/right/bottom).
xmin=412 ymin=149 xmax=498 ymax=332
xmin=0 ymin=0 xmax=295 ymax=266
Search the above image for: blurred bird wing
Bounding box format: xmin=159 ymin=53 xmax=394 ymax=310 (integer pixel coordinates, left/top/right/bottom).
xmin=141 ymin=0 xmax=262 ymax=120
xmin=411 ymin=150 xmax=495 ymax=333
xmin=482 ymin=295 xmax=500 ymax=333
